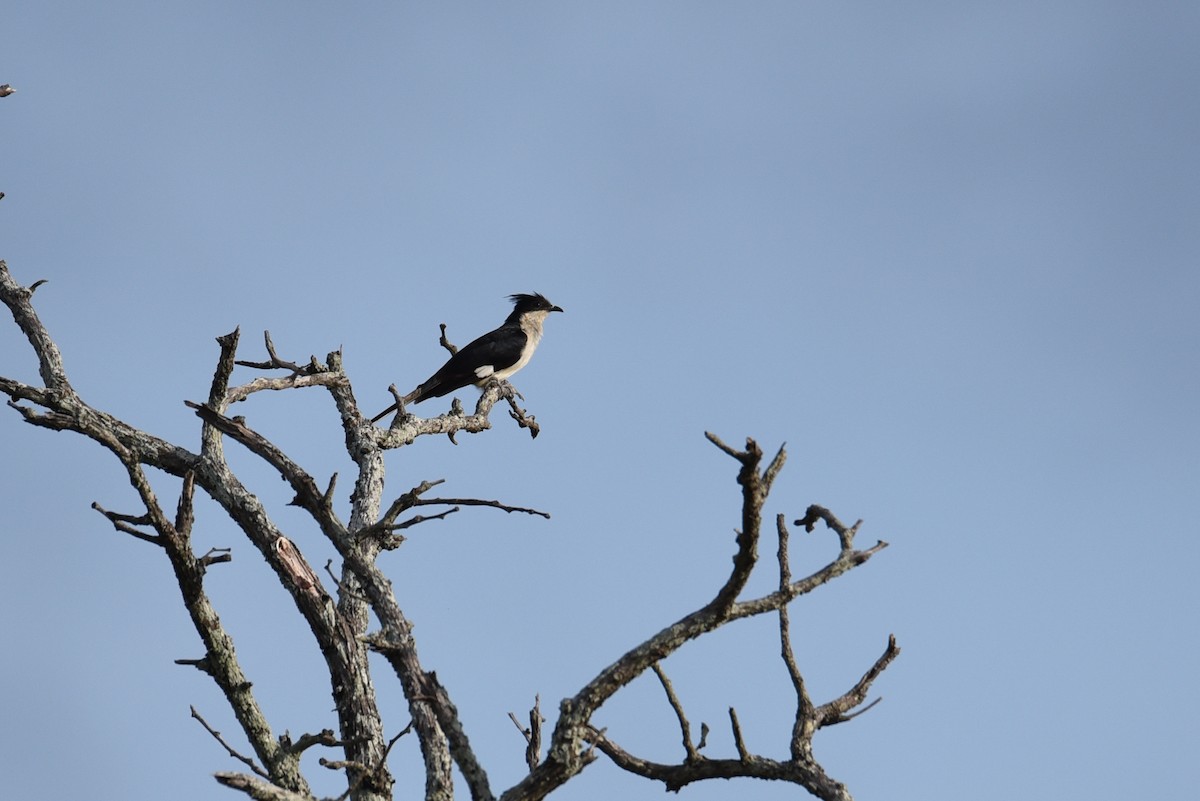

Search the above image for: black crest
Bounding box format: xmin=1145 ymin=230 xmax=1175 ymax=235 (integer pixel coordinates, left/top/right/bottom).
xmin=505 ymin=293 xmax=563 ymax=321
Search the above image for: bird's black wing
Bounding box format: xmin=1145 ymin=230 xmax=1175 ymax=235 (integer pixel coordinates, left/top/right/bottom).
xmin=415 ymin=324 xmax=528 ymax=400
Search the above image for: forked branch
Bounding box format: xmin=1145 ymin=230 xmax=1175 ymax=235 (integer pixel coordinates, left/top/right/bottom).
xmin=4 ymin=257 xmax=895 ymax=801
xmin=500 ymin=433 xmax=897 ymax=801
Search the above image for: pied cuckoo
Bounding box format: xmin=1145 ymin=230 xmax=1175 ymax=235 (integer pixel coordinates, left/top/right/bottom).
xmin=371 ymin=292 xmax=563 ymax=423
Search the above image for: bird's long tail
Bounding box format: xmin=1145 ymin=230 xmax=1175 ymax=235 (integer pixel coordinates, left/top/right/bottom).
xmin=369 ymin=403 xmax=399 ymax=424
xmin=369 ymin=387 xmax=422 ymax=423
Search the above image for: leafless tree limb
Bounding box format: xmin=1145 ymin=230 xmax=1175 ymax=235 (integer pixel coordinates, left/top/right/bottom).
xmin=814 ymin=635 xmax=900 ymax=729
xmin=373 ymin=378 xmax=539 ymax=443
xmin=183 ymin=394 xmax=438 ymax=801
xmin=508 ymin=695 xmax=545 ymax=772
xmin=3 ymin=257 xmax=896 ymax=801
xmin=497 ymin=434 xmax=896 ymax=801
xmin=282 ymin=727 xmax=341 ymax=757
xmin=728 ymin=707 xmax=750 ymax=761
xmin=90 ymin=502 xmax=161 ymax=545
xmin=1 ymin=265 xmax=389 ymax=799
xmin=362 ymin=479 xmax=551 ymax=539
xmin=437 ymin=323 xmax=458 ymax=355
xmin=504 ymin=391 xmax=541 ymax=438
xmin=358 ymin=479 xmax=444 ymax=539
xmin=586 ymin=725 xmax=850 ymax=797
xmin=526 ymin=697 xmax=545 ymax=771
xmin=388 ymin=508 xmax=456 ymax=533
xmin=175 ymin=657 xmax=213 ymax=675
xmin=651 ymin=663 xmax=700 ymax=763
xmin=776 ymin=514 xmax=815 ymax=758
xmin=414 ymin=497 xmax=550 ymax=519
xmin=200 ymin=546 xmax=233 ymax=567
xmin=191 ymin=705 xmax=270 ymax=780
xmin=422 ymin=673 xmax=495 ymax=801
xmin=331 ymin=724 xmax=415 ymax=801
xmin=213 ymin=773 xmax=314 ymax=801
xmin=185 ymin=357 xmax=541 ymax=801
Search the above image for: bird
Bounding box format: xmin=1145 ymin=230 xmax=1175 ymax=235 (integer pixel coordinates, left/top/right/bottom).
xmin=371 ymin=292 xmax=563 ymax=423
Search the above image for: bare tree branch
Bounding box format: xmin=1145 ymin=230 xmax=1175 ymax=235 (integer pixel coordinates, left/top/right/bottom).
xmin=500 ymin=434 xmax=783 ymax=801
xmin=191 ymin=706 xmax=270 ymax=780
xmin=728 ymin=707 xmax=750 ymax=761
xmin=374 ymin=378 xmax=539 ymax=442
xmin=200 ymin=546 xmax=233 ymax=567
xmin=814 ymin=635 xmax=900 ymax=728
xmin=526 ymin=696 xmax=545 ymax=772
xmin=213 ymin=773 xmax=315 ymax=801
xmin=499 ymin=434 xmax=896 ymax=801
xmin=331 ymin=724 xmax=415 ymax=801
xmin=504 ymin=391 xmax=541 ymax=438
xmin=412 ymin=496 xmax=550 ymax=519
xmin=4 ymin=258 xmax=896 ymax=801
xmin=90 ymin=502 xmax=161 ymax=545
xmin=586 ymin=727 xmax=851 ymax=799
xmin=651 ymin=663 xmax=700 ymax=763
xmin=284 ymin=729 xmax=340 ymax=756
xmin=438 ymin=323 xmax=458 ymax=355
xmin=776 ymin=513 xmax=815 ymax=759
xmin=508 ymin=696 xmax=545 ymax=772
xmin=422 ymin=673 xmax=495 ymax=801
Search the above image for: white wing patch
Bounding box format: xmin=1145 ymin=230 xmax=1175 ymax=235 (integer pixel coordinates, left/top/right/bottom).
xmin=474 ymin=364 xmax=495 ymax=378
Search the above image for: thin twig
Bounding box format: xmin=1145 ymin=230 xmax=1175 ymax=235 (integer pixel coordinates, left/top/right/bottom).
xmin=795 ymin=504 xmax=864 ymax=552
xmin=191 ymin=705 xmax=270 ymax=779
xmin=213 ymin=773 xmax=312 ymax=801
xmin=389 ymin=508 xmax=457 ymax=532
xmin=652 ymin=663 xmax=699 ymax=762
xmin=703 ymin=430 xmax=742 ymax=459
xmin=728 ymin=707 xmax=750 ymax=762
xmin=361 ymin=484 xmax=549 ymax=539
xmin=527 ymin=695 xmax=544 ymax=771
xmin=367 ymin=479 xmax=445 ymax=530
xmin=199 ymin=547 xmax=233 ymax=567
xmin=333 ymin=722 xmax=414 ymax=801
xmin=833 ymin=696 xmax=883 ymax=723
xmin=416 ymin=497 xmax=550 ymax=519
xmin=234 ymin=330 xmax=305 ymax=373
xmin=508 ymin=712 xmax=530 ymax=743
xmin=90 ymin=502 xmax=161 ymax=545
xmin=508 ymin=697 xmax=545 ymax=772
xmin=776 ymin=514 xmax=813 ymax=758
xmin=814 ymin=634 xmax=900 ymax=728
xmin=762 ymin=442 xmax=787 ymax=494
xmin=438 ymin=323 xmax=458 ymax=355
xmin=175 ymin=470 xmax=196 ymax=537
xmin=285 ymin=729 xmax=340 ymax=755
xmin=323 ymin=559 xmax=366 ymax=600
xmin=504 ymin=387 xmax=540 ymax=438
xmin=174 ymin=657 xmax=212 ymax=675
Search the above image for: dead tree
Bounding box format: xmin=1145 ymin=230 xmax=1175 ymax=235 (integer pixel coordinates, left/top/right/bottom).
xmin=1 ymin=259 xmax=897 ymax=801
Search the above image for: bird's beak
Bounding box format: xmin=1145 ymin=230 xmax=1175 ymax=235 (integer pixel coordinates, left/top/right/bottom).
xmin=551 ymin=305 xmax=564 ymax=313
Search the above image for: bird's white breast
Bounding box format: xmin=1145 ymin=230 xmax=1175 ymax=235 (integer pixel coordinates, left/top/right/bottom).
xmin=490 ymin=310 xmax=549 ymax=380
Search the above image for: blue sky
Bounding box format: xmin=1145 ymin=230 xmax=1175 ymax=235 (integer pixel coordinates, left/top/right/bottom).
xmin=2 ymin=3 xmax=1197 ymax=800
